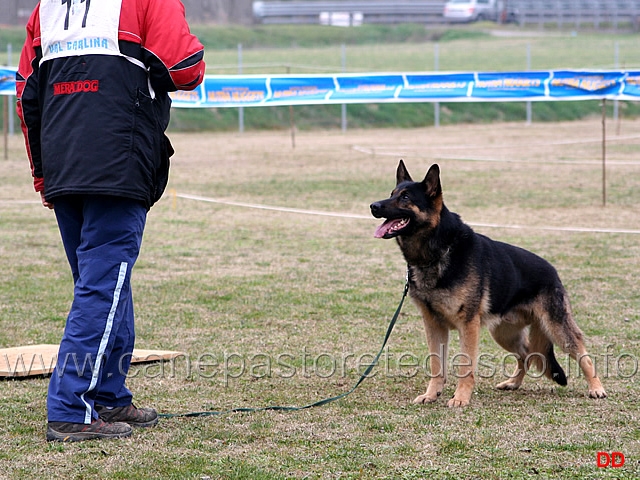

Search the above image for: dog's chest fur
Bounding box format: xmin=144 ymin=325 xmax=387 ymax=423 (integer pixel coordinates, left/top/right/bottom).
xmin=408 ymin=260 xmax=467 ymax=316
xmin=404 ymin=243 xmax=490 ymax=326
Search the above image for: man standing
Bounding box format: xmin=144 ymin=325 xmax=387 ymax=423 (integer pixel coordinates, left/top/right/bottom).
xmin=16 ymin=0 xmax=205 ymax=442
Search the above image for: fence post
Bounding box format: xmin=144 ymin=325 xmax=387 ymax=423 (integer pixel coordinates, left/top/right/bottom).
xmin=613 ymin=41 xmax=619 ymax=128
xmin=601 ymin=99 xmax=607 ymax=207
xmin=526 ymin=43 xmax=532 ymax=125
xmin=8 ymin=44 xmax=14 ymax=136
xmin=238 ymin=43 xmax=244 ymax=134
xmin=3 ymin=43 xmax=10 ymax=159
xmin=287 ymin=65 xmax=295 ymax=149
xmin=3 ymin=97 xmax=7 ymax=160
xmin=434 ymin=43 xmax=440 ymax=128
xmin=341 ymin=44 xmax=347 ymax=133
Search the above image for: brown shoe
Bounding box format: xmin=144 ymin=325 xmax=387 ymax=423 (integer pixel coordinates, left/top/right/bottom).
xmin=95 ymin=403 xmax=159 ymax=428
xmin=46 ymin=418 xmax=132 ymax=442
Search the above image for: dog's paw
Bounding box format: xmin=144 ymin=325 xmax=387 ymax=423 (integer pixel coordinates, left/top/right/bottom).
xmin=588 ymin=387 xmax=607 ymax=399
xmin=447 ymin=397 xmax=469 ymax=408
xmin=587 ymin=378 xmax=607 ymax=399
xmin=412 ymin=392 xmax=440 ymax=404
xmin=496 ymin=379 xmax=521 ymax=391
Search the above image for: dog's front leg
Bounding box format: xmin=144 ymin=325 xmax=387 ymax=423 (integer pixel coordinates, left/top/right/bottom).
xmin=413 ymin=305 xmax=449 ymax=404
xmin=448 ymin=315 xmax=481 ymax=408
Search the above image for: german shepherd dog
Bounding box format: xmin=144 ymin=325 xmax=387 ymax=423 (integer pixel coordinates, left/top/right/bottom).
xmin=370 ymin=161 xmax=607 ymax=407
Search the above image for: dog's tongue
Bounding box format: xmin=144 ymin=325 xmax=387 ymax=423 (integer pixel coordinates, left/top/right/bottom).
xmin=374 ymin=219 xmax=400 ymax=238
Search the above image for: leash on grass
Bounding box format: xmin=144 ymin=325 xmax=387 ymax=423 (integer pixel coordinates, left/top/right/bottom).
xmin=158 ymin=277 xmax=409 ymax=419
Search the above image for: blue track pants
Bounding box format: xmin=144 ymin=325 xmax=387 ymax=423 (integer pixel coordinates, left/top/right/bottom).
xmin=48 ymin=195 xmax=147 ymax=424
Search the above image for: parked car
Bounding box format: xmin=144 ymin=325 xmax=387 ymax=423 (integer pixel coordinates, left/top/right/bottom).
xmin=443 ymin=0 xmax=519 ymax=23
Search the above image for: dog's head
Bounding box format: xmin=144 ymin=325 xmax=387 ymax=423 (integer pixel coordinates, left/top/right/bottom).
xmin=370 ymin=161 xmax=443 ymax=239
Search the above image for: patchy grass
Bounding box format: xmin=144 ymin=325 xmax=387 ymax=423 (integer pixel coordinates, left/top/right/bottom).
xmin=1 ymin=120 xmax=639 ymax=478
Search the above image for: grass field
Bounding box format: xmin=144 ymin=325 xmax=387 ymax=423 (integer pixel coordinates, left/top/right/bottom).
xmin=1 ymin=118 xmax=639 ymax=478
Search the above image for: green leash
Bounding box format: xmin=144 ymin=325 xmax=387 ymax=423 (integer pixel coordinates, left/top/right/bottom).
xmin=159 ymin=279 xmax=409 ymax=419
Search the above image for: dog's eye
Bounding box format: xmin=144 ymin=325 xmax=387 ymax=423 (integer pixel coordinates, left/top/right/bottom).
xmin=401 ymin=193 xmax=410 ymax=201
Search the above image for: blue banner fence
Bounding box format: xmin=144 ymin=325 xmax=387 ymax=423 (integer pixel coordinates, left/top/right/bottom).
xmin=3 ymin=67 xmax=640 ymax=106
xmin=1 ymin=66 xmax=633 ymax=202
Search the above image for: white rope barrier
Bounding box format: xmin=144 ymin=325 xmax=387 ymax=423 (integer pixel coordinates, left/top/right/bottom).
xmin=175 ymin=192 xmax=640 ymax=235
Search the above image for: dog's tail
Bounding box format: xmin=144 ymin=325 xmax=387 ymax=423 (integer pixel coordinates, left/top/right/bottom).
xmin=528 ymin=326 xmax=568 ymax=386
xmin=545 ymin=343 xmax=568 ymax=386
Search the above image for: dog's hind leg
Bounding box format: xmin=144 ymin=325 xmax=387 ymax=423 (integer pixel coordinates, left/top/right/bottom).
xmin=413 ymin=303 xmax=449 ymax=404
xmin=535 ymin=291 xmax=607 ymax=399
xmin=489 ymin=320 xmax=529 ymax=391
xmin=556 ymin=331 xmax=607 ymax=398
xmin=574 ymin=349 xmax=607 ymax=399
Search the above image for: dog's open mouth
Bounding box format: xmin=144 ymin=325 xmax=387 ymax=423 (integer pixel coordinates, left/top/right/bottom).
xmin=374 ymin=218 xmax=409 ymax=238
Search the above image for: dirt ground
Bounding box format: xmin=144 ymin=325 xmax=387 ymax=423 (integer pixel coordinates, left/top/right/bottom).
xmin=159 ymin=117 xmax=640 ymax=231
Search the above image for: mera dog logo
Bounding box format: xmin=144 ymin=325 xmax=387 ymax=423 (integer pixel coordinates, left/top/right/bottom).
xmin=53 ymin=80 xmax=99 ymax=95
xmin=596 ymin=451 xmax=625 ymax=468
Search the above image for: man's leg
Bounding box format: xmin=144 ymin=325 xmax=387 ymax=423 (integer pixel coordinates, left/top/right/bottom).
xmin=94 ymin=293 xmax=135 ymax=407
xmin=47 ymin=195 xmax=146 ymax=425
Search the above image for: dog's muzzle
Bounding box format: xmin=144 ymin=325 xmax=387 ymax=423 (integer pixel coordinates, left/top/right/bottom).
xmin=370 ymin=202 xmax=410 ymax=239
xmin=370 ymin=202 xmax=384 ymax=218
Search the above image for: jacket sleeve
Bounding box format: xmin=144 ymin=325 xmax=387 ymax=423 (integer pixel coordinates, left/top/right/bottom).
xmin=140 ymin=0 xmax=205 ymax=93
xmin=16 ymin=6 xmax=44 ymax=193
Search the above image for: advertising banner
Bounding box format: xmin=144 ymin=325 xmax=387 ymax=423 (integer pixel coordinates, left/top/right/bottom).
xmin=0 ymin=68 xmax=15 ymax=95
xmin=3 ymin=67 xmax=640 ymax=105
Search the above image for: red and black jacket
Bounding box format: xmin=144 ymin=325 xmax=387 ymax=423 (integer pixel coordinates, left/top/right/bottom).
xmin=16 ymin=0 xmax=205 ymax=207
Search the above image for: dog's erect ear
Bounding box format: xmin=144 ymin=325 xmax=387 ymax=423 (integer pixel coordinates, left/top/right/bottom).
xmin=396 ymin=159 xmax=412 ymax=185
xmin=422 ymin=164 xmax=442 ymax=198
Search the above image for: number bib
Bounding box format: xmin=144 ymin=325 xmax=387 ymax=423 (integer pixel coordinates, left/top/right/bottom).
xmin=40 ymin=0 xmax=123 ymax=63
